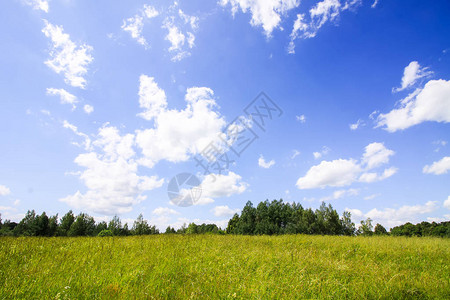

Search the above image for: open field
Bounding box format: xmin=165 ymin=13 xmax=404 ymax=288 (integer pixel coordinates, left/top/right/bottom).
xmin=1 ymin=235 xmax=449 ymax=299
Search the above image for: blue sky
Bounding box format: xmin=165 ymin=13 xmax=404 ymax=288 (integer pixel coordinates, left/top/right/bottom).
xmin=1 ymin=0 xmax=449 ymax=229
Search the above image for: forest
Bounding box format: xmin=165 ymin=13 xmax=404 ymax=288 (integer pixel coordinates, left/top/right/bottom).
xmin=1 ymin=200 xmax=449 ymax=237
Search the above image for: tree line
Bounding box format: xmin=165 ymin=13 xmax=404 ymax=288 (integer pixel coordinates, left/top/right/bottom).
xmin=225 ymin=200 xmax=449 ymax=237
xmin=1 ymin=200 xmax=448 ymax=237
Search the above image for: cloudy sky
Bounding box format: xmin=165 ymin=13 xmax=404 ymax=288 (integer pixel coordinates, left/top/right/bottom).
xmin=1 ymin=0 xmax=449 ymax=229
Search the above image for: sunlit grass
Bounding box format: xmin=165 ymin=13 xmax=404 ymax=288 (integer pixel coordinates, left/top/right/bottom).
xmin=1 ymin=235 xmax=449 ymax=299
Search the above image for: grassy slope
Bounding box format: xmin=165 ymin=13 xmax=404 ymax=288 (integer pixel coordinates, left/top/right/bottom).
xmin=0 ymin=235 xmax=449 ymax=299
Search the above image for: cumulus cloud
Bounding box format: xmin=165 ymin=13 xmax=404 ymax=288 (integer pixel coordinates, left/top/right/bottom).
xmin=346 ymin=201 xmax=440 ymax=228
xmin=220 ymin=0 xmax=300 ymax=37
xmin=393 ymin=61 xmax=433 ymax=92
xmin=152 ymin=207 xmax=180 ymax=216
xmin=444 ymin=196 xmax=450 ymax=210
xmin=377 ymin=79 xmax=450 ymax=132
xmin=365 ymin=201 xmax=439 ymax=228
xmin=46 ymin=88 xmax=77 ymax=109
xmin=83 ymin=104 xmax=94 ymax=114
xmin=423 ymin=156 xmax=450 ymax=175
xmin=361 ymin=142 xmax=395 ymax=169
xmin=359 ymin=167 xmax=398 ymax=183
xmin=297 ymin=159 xmax=362 ymax=189
xmin=297 ymin=142 xmax=396 ymax=189
xmin=121 ymin=4 xmax=159 ymax=48
xmin=60 ymin=125 xmax=164 ymax=215
xmin=42 ymin=20 xmax=93 ymax=89
xmin=258 ymin=155 xmax=275 ymax=168
xmin=136 ymin=80 xmax=226 ymax=167
xmin=0 ymin=185 xmax=11 ymax=196
xmin=199 ymin=172 xmax=248 ymax=204
xmin=212 ymin=205 xmax=240 ymax=217
xmin=23 ymin=0 xmax=49 ymax=12
xmin=289 ymin=0 xmax=361 ymax=53
xmin=137 ymin=75 xmax=167 ymax=121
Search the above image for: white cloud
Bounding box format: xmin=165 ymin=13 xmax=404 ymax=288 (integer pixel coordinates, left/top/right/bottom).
xmin=164 ymin=20 xmax=186 ymax=51
xmin=344 ymin=208 xmax=363 ymax=218
xmin=297 ymin=142 xmax=396 ymax=189
xmin=152 ymin=207 xmax=180 ymax=216
xmin=258 ymin=155 xmax=275 ymax=168
xmin=359 ymin=167 xmax=398 ymax=183
xmin=349 ymin=119 xmax=364 ymax=130
xmin=121 ymin=4 xmax=159 ymax=48
xmin=297 ymin=159 xmax=362 ymax=189
xmin=63 ymin=120 xmax=91 ymax=150
xmin=137 ymin=75 xmax=167 ymax=121
xmin=136 ymin=82 xmax=226 ymax=167
xmin=320 ymin=188 xmax=359 ymax=201
xmin=179 ymin=9 xmax=199 ymax=30
xmin=423 ymin=156 xmax=450 ymax=175
xmin=0 ymin=185 xmax=11 ymax=196
xmin=199 ymin=172 xmax=248 ymax=204
xmin=23 ymin=0 xmax=48 ymax=13
xmin=212 ymin=205 xmax=240 ymax=217
xmin=220 ymin=0 xmax=300 ymax=38
xmin=377 ymin=79 xmax=450 ymax=132
xmin=393 ymin=61 xmax=433 ymax=92
xmin=61 ymin=125 xmax=164 ymax=215
xmin=444 ymin=196 xmax=450 ymax=210
xmin=42 ymin=20 xmax=93 ymax=89
xmin=162 ymin=7 xmax=198 ymax=61
xmin=365 ymin=201 xmax=439 ymax=228
xmin=296 ymin=114 xmax=306 ymax=123
xmin=371 ymin=0 xmax=379 ymax=8
xmin=46 ymin=88 xmax=77 ymax=109
xmin=313 ymin=146 xmax=330 ymax=159
xmin=361 ymin=142 xmax=395 ymax=170
xmin=289 ymin=0 xmax=361 ymax=53
xmin=83 ymin=104 xmax=94 ymax=114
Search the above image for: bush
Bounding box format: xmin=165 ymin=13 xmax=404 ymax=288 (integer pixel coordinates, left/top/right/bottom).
xmin=97 ymin=229 xmax=113 ymax=237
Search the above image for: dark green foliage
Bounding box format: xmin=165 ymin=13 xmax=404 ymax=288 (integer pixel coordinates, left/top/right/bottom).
xmin=68 ymin=213 xmax=96 ymax=236
xmin=165 ymin=226 xmax=176 ymax=234
xmin=2 ymin=201 xmax=449 ymax=237
xmin=58 ymin=210 xmax=74 ymax=236
xmin=97 ymin=229 xmax=113 ymax=237
xmin=374 ymin=223 xmax=388 ymax=235
xmin=132 ymin=214 xmax=158 ymax=235
xmin=226 ymin=200 xmax=352 ymax=236
xmin=391 ymin=221 xmax=450 ymax=237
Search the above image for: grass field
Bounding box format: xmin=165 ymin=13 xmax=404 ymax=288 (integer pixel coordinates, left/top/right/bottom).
xmin=1 ymin=235 xmax=449 ymax=299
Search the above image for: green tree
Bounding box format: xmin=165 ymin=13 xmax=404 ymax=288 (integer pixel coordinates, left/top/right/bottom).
xmin=358 ymin=218 xmax=374 ymax=236
xmin=108 ymin=215 xmax=122 ymax=236
xmin=68 ymin=213 xmax=95 ymax=236
xmin=341 ymin=211 xmax=356 ymax=236
xmin=58 ymin=210 xmax=75 ymax=236
xmin=132 ymin=214 xmax=151 ymax=235
xmin=374 ymin=223 xmax=388 ymax=235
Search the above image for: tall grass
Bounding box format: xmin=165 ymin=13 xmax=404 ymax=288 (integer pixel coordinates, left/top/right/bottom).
xmin=1 ymin=235 xmax=449 ymax=299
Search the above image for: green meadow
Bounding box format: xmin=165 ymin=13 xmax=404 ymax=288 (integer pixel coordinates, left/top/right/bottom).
xmin=1 ymin=235 xmax=449 ymax=299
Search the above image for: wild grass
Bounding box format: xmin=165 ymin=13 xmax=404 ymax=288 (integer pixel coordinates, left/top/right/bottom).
xmin=0 ymin=235 xmax=449 ymax=299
